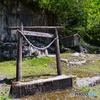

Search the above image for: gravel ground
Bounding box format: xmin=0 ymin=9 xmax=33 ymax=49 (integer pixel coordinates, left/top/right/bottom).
xmin=76 ymin=76 xmax=100 ymax=87
xmin=0 ymin=53 xmax=100 ymax=99
xmin=0 ymin=72 xmax=11 ymax=98
xmin=0 ymin=74 xmax=4 ymax=94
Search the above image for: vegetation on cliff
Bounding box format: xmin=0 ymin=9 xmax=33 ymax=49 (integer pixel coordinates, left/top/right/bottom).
xmin=1 ymin=0 xmax=100 ymax=46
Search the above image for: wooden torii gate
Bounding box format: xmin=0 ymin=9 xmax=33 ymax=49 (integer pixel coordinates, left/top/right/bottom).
xmin=9 ymin=23 xmax=64 ymax=81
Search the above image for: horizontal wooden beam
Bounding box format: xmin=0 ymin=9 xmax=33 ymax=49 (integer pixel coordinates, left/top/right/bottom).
xmin=11 ymin=30 xmax=55 ymax=38
xmin=24 ymin=31 xmax=55 ymax=38
xmin=9 ymin=26 xmax=64 ymax=31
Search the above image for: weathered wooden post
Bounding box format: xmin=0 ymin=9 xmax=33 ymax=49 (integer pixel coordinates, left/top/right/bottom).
xmin=55 ymin=28 xmax=62 ymax=75
xmin=16 ymin=23 xmax=23 ymax=81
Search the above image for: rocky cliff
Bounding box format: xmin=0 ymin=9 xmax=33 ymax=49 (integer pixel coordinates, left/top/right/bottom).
xmin=0 ymin=2 xmax=56 ymax=59
xmin=0 ymin=2 xmax=49 ymax=42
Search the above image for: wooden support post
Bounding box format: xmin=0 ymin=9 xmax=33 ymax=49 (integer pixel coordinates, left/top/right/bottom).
xmin=16 ymin=23 xmax=23 ymax=81
xmin=55 ymin=28 xmax=62 ymax=75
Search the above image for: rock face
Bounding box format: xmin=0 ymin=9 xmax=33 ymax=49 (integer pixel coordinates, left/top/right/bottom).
xmin=72 ymin=46 xmax=93 ymax=54
xmin=0 ymin=40 xmax=55 ymax=59
xmin=0 ymin=2 xmax=55 ymax=58
xmin=0 ymin=2 xmax=51 ymax=42
xmin=0 ymin=42 xmax=17 ymax=59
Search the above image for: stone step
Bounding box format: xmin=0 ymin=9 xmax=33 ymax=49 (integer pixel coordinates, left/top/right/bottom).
xmin=10 ymin=75 xmax=72 ymax=98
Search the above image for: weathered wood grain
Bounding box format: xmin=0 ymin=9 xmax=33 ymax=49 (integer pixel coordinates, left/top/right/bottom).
xmin=11 ymin=30 xmax=55 ymax=38
xmin=55 ymin=28 xmax=62 ymax=75
xmin=16 ymin=23 xmax=23 ymax=81
xmin=9 ymin=26 xmax=64 ymax=30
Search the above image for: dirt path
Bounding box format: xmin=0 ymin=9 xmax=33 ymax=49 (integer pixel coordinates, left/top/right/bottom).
xmin=0 ymin=72 xmax=11 ymax=98
xmin=0 ymin=74 xmax=4 ymax=94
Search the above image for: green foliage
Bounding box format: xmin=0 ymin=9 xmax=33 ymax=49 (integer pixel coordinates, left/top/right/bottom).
xmin=94 ymin=50 xmax=97 ymax=54
xmin=1 ymin=0 xmax=100 ymax=46
xmin=36 ymin=0 xmax=100 ymax=46
xmin=0 ymin=57 xmax=4 ymax=62
xmin=44 ymin=64 xmax=48 ymax=67
xmin=0 ymin=96 xmax=12 ymax=100
xmin=20 ymin=78 xmax=24 ymax=82
xmin=0 ymin=88 xmax=12 ymax=100
xmin=0 ymin=57 xmax=55 ymax=77
xmin=79 ymin=86 xmax=90 ymax=92
xmin=60 ymin=45 xmax=64 ymax=48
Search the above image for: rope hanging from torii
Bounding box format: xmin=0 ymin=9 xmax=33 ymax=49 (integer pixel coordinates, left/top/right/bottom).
xmin=17 ymin=29 xmax=58 ymax=51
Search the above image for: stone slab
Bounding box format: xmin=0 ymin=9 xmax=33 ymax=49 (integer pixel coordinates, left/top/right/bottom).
xmin=10 ymin=75 xmax=72 ymax=98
